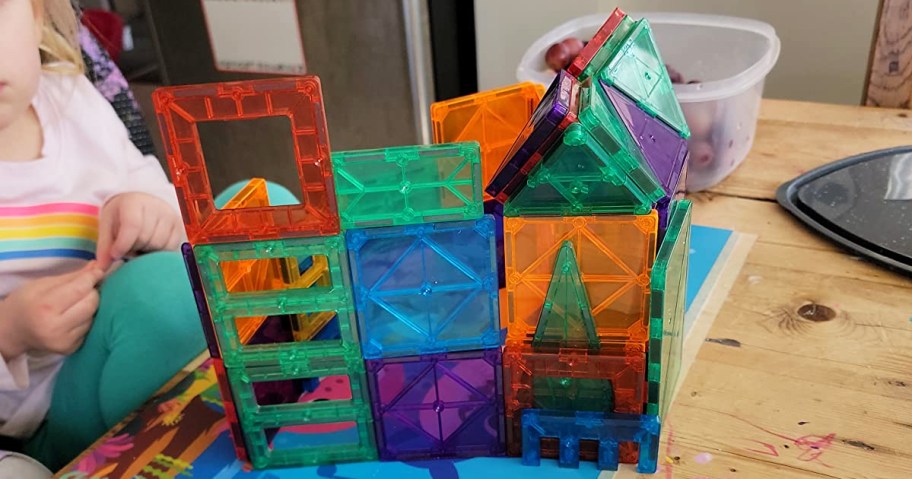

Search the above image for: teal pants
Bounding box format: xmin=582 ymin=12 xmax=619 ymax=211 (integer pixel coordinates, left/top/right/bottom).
xmin=24 ymin=182 xmax=299 ymax=471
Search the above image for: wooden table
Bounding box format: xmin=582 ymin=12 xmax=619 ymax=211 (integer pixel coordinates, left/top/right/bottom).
xmin=58 ymin=99 xmax=912 ymax=478
xmin=659 ymin=99 xmax=912 ymax=479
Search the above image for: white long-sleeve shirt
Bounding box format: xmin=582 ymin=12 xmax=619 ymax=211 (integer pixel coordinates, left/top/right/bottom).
xmin=0 ymin=71 xmax=180 ymax=438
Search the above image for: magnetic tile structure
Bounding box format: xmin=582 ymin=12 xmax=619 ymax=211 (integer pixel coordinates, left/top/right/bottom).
xmin=366 ymin=348 xmax=504 ymax=460
xmin=332 ymin=142 xmax=483 ymax=229
xmin=346 ymin=216 xmax=501 ymax=359
xmin=431 ymin=82 xmax=545 ymax=200
xmin=159 ymin=7 xmax=691 ymax=473
xmin=483 ymin=8 xmax=691 ymax=472
xmin=153 ymin=77 xmax=340 ymax=244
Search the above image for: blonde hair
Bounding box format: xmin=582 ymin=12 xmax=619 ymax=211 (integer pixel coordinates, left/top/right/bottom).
xmin=38 ymin=0 xmax=85 ymax=74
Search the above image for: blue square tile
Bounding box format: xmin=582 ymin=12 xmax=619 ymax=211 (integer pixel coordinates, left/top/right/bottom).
xmin=346 ymin=216 xmax=501 ymax=359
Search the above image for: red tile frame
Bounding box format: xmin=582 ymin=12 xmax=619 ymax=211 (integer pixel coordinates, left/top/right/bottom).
xmin=567 ymin=8 xmax=627 ymax=79
xmin=153 ymin=77 xmax=340 ymax=244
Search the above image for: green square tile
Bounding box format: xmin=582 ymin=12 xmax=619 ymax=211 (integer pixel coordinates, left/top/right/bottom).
xmin=242 ymin=405 xmax=377 ymax=468
xmin=228 ymin=354 xmax=378 ymax=469
xmin=194 ymin=236 xmax=353 ymax=317
xmin=332 ymin=142 xmax=484 ymax=229
xmin=647 ymin=199 xmax=691 ymax=418
xmin=226 ymin=351 xmax=370 ymax=417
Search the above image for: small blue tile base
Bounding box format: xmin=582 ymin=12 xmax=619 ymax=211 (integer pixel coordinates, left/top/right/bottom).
xmin=521 ymin=409 xmax=660 ymax=473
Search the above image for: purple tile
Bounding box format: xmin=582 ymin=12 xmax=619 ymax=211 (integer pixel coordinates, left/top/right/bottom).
xmin=486 ymin=70 xmax=579 ymax=203
xmin=656 ymin=156 xmax=689 ymax=243
xmin=601 ymin=83 xmax=687 ymax=198
xmin=181 ymin=243 xmax=220 ymax=359
xmin=366 ymin=348 xmax=505 ymax=460
xmin=484 ymin=200 xmax=505 ymax=289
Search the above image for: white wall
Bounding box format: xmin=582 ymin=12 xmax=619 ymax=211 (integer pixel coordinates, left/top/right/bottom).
xmin=475 ymin=0 xmax=878 ymax=105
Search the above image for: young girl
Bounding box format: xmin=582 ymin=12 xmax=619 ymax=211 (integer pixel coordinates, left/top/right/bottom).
xmin=0 ymin=0 xmax=207 ymax=470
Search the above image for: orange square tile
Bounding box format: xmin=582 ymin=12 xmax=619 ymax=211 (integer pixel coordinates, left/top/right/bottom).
xmin=431 ymin=83 xmax=545 ymax=200
xmin=503 ymin=214 xmax=657 ymax=346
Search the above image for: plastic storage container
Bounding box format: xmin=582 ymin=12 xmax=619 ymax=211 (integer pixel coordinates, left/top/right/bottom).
xmin=517 ymin=12 xmax=780 ymax=192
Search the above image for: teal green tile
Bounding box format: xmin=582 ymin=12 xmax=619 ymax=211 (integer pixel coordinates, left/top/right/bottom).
xmin=599 ymin=19 xmax=690 ymax=138
xmin=193 ymin=236 xmax=353 ymax=317
xmin=647 ymin=199 xmax=691 ymax=418
xmin=532 ymin=241 xmax=599 ymax=351
xmin=503 ymin=121 xmax=655 ymax=217
xmin=332 ymin=142 xmax=484 ymax=229
xmin=227 ymin=352 xmax=378 ymax=468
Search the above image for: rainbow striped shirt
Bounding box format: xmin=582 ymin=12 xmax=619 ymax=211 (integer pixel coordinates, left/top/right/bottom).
xmin=0 ymin=203 xmax=98 ymax=263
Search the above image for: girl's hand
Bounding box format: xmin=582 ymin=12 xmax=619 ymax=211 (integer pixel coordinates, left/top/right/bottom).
xmin=0 ymin=262 xmax=105 ymax=359
xmin=95 ymin=192 xmax=183 ymax=270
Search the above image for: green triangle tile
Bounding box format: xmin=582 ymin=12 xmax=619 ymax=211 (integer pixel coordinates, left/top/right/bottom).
xmin=577 ymin=83 xmax=664 ymax=203
xmin=502 ymin=122 xmax=654 ymax=217
xmin=599 ymin=19 xmax=690 ymax=138
xmin=532 ymin=241 xmax=599 ymax=351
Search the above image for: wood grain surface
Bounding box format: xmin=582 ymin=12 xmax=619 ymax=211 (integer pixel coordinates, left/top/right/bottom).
xmin=866 ymin=0 xmax=912 ymax=108
xmin=620 ymin=99 xmax=912 ymax=479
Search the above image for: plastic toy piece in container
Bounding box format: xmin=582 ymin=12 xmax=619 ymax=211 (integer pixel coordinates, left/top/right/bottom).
xmin=332 ymin=142 xmax=483 ymax=229
xmin=346 ymin=216 xmax=501 ymax=359
xmin=431 ymin=82 xmax=545 ymax=201
xmin=365 ymin=348 xmax=505 ymax=460
xmin=520 ymin=409 xmax=660 ymax=473
xmin=486 ymin=70 xmax=579 ymax=204
xmin=503 ymin=214 xmax=656 ymax=347
xmin=152 ymin=77 xmax=340 ymax=244
xmin=647 ymin=200 xmax=691 ymax=418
